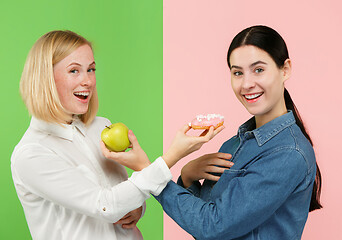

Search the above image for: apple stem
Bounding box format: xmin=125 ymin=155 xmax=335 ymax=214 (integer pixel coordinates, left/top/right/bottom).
xmin=105 ymin=126 xmax=110 ymax=129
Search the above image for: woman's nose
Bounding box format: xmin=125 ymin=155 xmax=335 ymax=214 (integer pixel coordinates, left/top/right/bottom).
xmin=81 ymin=74 xmax=93 ymax=87
xmin=241 ymin=74 xmax=256 ymax=89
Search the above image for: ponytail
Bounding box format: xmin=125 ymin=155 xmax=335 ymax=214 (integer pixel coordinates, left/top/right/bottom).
xmin=284 ymin=88 xmax=322 ymax=212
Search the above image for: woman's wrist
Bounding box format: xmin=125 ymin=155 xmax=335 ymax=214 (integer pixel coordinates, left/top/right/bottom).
xmin=161 ymin=150 xmax=179 ymax=169
xmin=137 ymin=160 xmax=151 ymax=171
xmin=180 ymin=167 xmax=194 ymax=188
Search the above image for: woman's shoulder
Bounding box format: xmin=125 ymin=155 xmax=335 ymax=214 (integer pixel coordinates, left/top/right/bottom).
xmin=12 ymin=125 xmax=49 ymax=156
xmin=287 ymin=124 xmax=316 ymax=166
xmin=274 ymin=124 xmax=314 ymax=154
xmin=263 ymin=124 xmax=316 ymax=174
xmin=11 ymin=136 xmax=55 ymax=172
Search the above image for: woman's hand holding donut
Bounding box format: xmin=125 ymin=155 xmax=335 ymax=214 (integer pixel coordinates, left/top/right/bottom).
xmin=100 ymin=130 xmax=151 ymax=171
xmin=181 ymin=153 xmax=233 ymax=188
xmin=162 ymin=124 xmax=224 ymax=168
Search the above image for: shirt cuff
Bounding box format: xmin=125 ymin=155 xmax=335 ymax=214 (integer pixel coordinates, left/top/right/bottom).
xmin=177 ymin=176 xmax=202 ymax=197
xmin=128 ymin=157 xmax=172 ymax=196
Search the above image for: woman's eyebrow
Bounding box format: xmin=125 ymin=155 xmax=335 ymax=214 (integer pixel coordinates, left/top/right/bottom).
xmin=231 ymin=61 xmax=267 ymax=70
xmin=231 ymin=65 xmax=242 ymax=69
xmin=66 ymin=61 xmax=96 ymax=67
xmin=67 ymin=62 xmax=81 ymax=67
xmin=250 ymin=61 xmax=267 ymax=68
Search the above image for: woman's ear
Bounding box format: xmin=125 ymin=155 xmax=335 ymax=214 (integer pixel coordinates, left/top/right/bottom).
xmin=282 ymin=59 xmax=292 ymax=82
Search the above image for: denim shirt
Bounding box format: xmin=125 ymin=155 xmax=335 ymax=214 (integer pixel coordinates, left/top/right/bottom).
xmin=155 ymin=112 xmax=316 ymax=240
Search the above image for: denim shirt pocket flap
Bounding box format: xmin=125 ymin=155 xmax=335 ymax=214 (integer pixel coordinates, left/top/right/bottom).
xmin=211 ymin=169 xmax=246 ymax=199
xmin=222 ymin=168 xmax=246 ymax=179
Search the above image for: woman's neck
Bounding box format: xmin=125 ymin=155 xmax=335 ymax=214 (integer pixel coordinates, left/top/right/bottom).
xmin=255 ymin=109 xmax=287 ymax=128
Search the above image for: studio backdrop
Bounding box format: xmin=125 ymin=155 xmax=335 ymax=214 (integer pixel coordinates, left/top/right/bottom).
xmin=1 ymin=0 xmax=341 ymax=239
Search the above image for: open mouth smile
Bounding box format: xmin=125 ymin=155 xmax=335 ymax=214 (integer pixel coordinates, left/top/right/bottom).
xmin=243 ymin=93 xmax=263 ymax=102
xmin=74 ymin=91 xmax=90 ymax=101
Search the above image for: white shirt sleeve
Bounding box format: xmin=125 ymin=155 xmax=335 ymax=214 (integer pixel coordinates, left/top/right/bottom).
xmin=12 ymin=144 xmax=170 ymax=223
xmin=128 ymin=157 xmax=172 ymax=196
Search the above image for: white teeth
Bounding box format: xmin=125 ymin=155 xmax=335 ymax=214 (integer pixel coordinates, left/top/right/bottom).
xmin=245 ymin=93 xmax=262 ymax=100
xmin=74 ymin=92 xmax=89 ymax=96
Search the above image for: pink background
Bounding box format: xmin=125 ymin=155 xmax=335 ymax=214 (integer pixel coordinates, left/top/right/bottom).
xmin=163 ymin=0 xmax=342 ymax=239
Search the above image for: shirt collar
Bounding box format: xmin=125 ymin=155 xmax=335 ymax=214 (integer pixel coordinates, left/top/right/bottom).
xmin=30 ymin=117 xmax=87 ymax=141
xmin=238 ymin=111 xmax=296 ymax=146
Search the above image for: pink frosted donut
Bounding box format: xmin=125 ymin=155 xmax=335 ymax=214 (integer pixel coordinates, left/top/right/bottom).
xmin=190 ymin=114 xmax=224 ymax=130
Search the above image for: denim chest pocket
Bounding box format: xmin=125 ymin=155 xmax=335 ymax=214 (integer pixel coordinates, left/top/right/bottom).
xmin=210 ymin=169 xmax=246 ymax=200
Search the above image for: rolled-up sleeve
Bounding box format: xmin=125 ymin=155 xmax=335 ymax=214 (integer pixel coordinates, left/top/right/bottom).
xmin=129 ymin=157 xmax=173 ymax=196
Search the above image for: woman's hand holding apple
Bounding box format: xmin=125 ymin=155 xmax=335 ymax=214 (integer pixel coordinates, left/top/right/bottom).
xmin=162 ymin=124 xmax=225 ymax=168
xmin=100 ymin=130 xmax=151 ymax=171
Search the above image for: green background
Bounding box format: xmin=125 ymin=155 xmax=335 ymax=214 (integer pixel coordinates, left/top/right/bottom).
xmin=0 ymin=0 xmax=163 ymax=239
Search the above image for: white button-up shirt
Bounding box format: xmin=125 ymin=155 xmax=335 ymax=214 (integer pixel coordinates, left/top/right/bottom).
xmin=11 ymin=116 xmax=172 ymax=240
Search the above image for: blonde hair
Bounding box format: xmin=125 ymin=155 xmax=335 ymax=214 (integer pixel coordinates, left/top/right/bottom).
xmin=20 ymin=30 xmax=98 ymax=125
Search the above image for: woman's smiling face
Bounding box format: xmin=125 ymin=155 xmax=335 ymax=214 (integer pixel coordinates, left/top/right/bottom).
xmin=53 ymin=44 xmax=96 ymax=117
xmin=229 ymin=45 xmax=291 ymax=127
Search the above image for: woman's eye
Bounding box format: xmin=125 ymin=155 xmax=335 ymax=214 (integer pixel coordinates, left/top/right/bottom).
xmin=88 ymin=68 xmax=96 ymax=73
xmin=233 ymin=71 xmax=243 ymax=76
xmin=70 ymin=69 xmax=78 ymax=74
xmin=255 ymin=68 xmax=264 ymax=73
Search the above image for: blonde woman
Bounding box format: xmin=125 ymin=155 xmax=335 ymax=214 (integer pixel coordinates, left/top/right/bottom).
xmin=11 ymin=30 xmax=221 ymax=240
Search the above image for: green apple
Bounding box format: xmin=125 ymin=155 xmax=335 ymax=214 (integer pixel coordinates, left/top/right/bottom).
xmin=101 ymin=123 xmax=131 ymax=152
